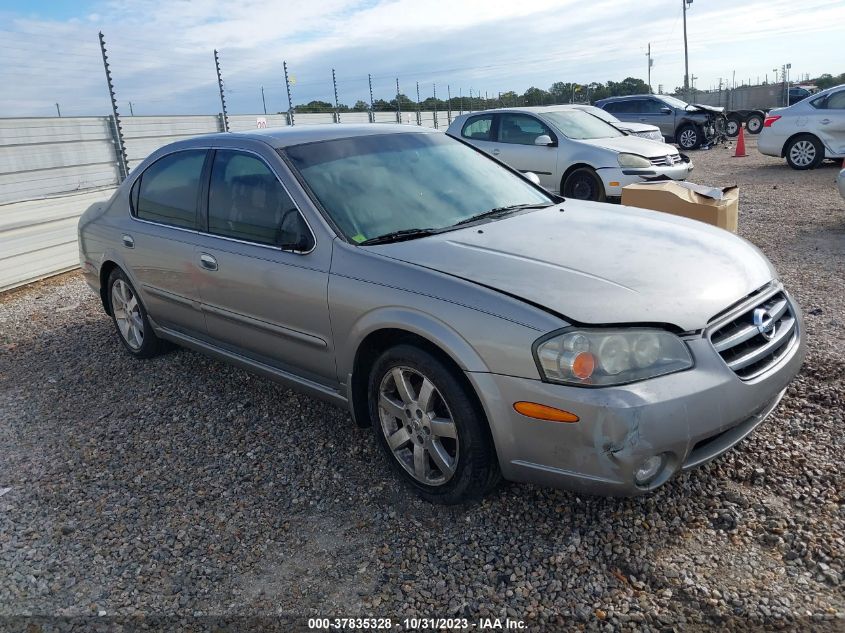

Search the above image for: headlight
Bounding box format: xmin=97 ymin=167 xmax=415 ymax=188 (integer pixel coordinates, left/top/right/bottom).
xmin=534 ymin=328 xmax=693 ymax=386
xmin=617 ymin=153 xmax=652 ymax=168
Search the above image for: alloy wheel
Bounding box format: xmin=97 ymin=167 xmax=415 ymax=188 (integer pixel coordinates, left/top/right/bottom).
xmin=789 ymin=140 xmax=816 ymax=167
xmin=377 ymin=366 xmax=459 ymax=486
xmin=112 ymin=279 xmax=144 ymax=350
xmin=679 ymin=128 xmax=697 ymax=148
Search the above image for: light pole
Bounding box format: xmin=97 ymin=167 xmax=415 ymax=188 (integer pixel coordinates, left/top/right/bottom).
xmin=682 ymin=0 xmax=693 ymax=99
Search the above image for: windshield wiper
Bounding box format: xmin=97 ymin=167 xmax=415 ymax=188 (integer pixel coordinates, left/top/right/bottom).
xmin=451 ymin=202 xmax=555 ymax=228
xmin=358 ymin=228 xmax=440 ymax=246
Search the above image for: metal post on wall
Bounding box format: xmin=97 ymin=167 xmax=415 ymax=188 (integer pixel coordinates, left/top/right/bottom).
xmin=447 ymin=84 xmax=452 ymax=124
xmin=432 ymin=83 xmax=438 ymax=129
xmin=332 ymin=68 xmax=341 ymax=123
xmin=213 ymin=49 xmax=229 ymax=132
xmin=283 ymin=61 xmax=295 ymax=126
xmin=98 ymin=31 xmax=128 ymax=182
xmin=368 ymin=73 xmax=375 ymax=123
xmin=55 ymin=103 xmax=61 ymax=117
xmin=261 ymin=86 xmax=267 ymax=115
xmin=415 ymin=81 xmax=421 ymax=125
xmin=395 ymin=77 xmax=401 ymax=123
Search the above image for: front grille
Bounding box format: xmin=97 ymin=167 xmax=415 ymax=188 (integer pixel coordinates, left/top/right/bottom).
xmin=650 ymin=154 xmax=683 ymax=167
xmin=709 ymin=291 xmax=798 ymax=380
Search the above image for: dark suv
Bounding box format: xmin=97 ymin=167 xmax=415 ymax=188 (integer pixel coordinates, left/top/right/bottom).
xmin=594 ymin=94 xmax=727 ymax=150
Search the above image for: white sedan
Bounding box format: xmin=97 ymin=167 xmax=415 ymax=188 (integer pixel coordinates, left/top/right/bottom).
xmin=758 ymin=83 xmax=845 ymax=170
xmin=446 ymin=105 xmax=693 ymax=201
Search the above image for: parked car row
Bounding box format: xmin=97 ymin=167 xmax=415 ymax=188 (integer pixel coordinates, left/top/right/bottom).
xmin=79 ymin=123 xmax=805 ymax=503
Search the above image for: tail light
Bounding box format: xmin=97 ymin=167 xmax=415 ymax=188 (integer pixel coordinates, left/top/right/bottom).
xmin=764 ymin=115 xmax=781 ymax=127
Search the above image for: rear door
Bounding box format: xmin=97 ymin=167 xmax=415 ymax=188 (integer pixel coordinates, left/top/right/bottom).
xmin=807 ymin=89 xmax=845 ymax=156
xmin=492 ymin=113 xmax=559 ymax=191
xmin=192 ymin=148 xmax=336 ymax=385
xmin=456 ymin=113 xmax=497 ymax=155
xmin=122 ymin=149 xmax=209 ymax=337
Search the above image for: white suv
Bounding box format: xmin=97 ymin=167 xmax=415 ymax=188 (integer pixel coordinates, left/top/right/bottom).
xmin=758 ymin=84 xmax=845 ymax=170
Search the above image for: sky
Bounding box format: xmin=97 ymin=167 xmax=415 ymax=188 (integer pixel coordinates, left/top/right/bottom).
xmin=1 ymin=0 xmax=843 ymax=117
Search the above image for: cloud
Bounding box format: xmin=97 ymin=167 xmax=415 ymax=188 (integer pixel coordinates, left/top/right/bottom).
xmin=0 ymin=0 xmax=842 ymax=116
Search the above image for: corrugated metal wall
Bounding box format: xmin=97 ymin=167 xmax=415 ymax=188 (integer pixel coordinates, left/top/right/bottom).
xmin=0 ymin=110 xmax=459 ymax=291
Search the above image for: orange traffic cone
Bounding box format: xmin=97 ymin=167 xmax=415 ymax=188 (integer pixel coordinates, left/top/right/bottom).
xmin=733 ymin=123 xmax=748 ymax=158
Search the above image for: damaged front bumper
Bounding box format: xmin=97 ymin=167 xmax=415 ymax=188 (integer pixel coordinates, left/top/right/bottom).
xmin=465 ymin=333 xmax=805 ymax=496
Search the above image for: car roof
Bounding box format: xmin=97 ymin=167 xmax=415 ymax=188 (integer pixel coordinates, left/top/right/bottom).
xmin=455 ymin=104 xmax=596 ymax=117
xmin=196 ymin=123 xmax=441 ymax=149
xmin=595 ymin=94 xmax=660 ymax=103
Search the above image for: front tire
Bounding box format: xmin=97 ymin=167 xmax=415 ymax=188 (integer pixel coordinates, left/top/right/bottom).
xmin=562 ymin=167 xmax=606 ymax=202
xmin=676 ymin=124 xmax=701 ymax=150
xmin=107 ymin=268 xmax=168 ymax=358
xmin=785 ymin=134 xmax=824 ymax=170
xmin=368 ymin=344 xmax=500 ymax=504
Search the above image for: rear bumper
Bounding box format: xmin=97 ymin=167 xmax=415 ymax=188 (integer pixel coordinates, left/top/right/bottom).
xmin=757 ymin=129 xmax=784 ymax=157
xmin=597 ymin=161 xmax=694 ymax=198
xmin=466 ymin=324 xmax=805 ymax=497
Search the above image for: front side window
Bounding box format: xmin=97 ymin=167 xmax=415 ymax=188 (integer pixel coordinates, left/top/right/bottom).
xmin=461 ymin=115 xmax=494 ymax=141
xmin=207 ymin=150 xmax=312 ymax=249
xmin=641 ymin=99 xmax=668 ymax=114
xmin=134 ymin=150 xmax=206 ymax=229
xmin=498 ymin=114 xmax=554 ymax=145
xmin=284 ymin=133 xmax=552 ymax=243
xmin=542 ymin=110 xmax=624 ymax=139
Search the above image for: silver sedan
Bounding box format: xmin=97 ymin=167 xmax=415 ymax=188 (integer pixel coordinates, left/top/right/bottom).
xmin=78 ymin=125 xmax=804 ymax=503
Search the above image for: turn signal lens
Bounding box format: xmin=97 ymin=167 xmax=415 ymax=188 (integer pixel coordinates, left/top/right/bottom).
xmin=513 ymin=402 xmax=579 ymax=423
xmin=570 ymin=351 xmax=596 ymax=380
xmin=763 ymin=115 xmax=781 ymax=127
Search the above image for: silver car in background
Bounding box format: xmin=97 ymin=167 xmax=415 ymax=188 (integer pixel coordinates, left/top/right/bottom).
xmin=78 ymin=125 xmax=804 ymax=503
xmin=758 ymin=83 xmax=845 ymax=169
xmin=446 ymin=105 xmax=692 ymax=201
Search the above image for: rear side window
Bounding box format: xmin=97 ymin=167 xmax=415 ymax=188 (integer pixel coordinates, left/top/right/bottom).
xmin=134 ymin=150 xmax=206 ymax=229
xmin=207 ymin=150 xmax=313 ymax=249
xmin=461 ymin=115 xmax=494 ymax=141
xmin=824 ymin=90 xmax=845 ymax=109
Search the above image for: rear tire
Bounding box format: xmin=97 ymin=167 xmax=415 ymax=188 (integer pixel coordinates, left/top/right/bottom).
xmin=745 ymin=113 xmax=764 ymax=134
xmin=785 ymin=134 xmax=824 ymax=170
xmin=676 ymin=124 xmax=701 ymax=150
xmin=562 ymin=167 xmax=606 ymax=202
xmin=368 ymin=344 xmax=500 ymax=504
xmin=107 ymin=268 xmax=169 ymax=358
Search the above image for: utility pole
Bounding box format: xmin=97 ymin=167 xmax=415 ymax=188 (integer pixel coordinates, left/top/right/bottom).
xmin=260 ymin=86 xmax=267 ymax=115
xmin=283 ymin=61 xmax=295 ymax=126
xmin=332 ymin=68 xmax=340 ymax=123
xmin=213 ymin=49 xmax=229 ymax=132
xmin=682 ymin=0 xmax=692 ymax=99
xmin=646 ymin=42 xmax=653 ymax=93
xmin=55 ymin=103 xmax=61 ymax=117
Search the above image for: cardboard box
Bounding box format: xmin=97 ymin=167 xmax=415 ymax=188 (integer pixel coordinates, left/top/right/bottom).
xmin=621 ymin=181 xmax=738 ymax=232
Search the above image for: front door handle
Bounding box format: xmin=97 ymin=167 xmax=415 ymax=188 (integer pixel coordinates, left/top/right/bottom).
xmin=820 ymin=118 xmax=831 ymax=124
xmin=199 ymin=253 xmax=218 ymax=271
xmin=492 ymin=148 xmax=501 ymax=155
xmin=121 ymin=234 xmax=134 ymax=248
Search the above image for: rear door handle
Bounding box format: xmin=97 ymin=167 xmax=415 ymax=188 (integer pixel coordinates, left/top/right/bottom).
xmin=199 ymin=253 xmax=218 ymax=271
xmin=121 ymin=234 xmax=134 ymax=248
xmin=820 ymin=118 xmax=831 ymax=124
xmin=492 ymin=148 xmax=501 ymax=155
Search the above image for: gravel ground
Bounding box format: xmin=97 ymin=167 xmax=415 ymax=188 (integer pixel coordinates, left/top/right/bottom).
xmin=1 ymin=137 xmax=843 ymax=632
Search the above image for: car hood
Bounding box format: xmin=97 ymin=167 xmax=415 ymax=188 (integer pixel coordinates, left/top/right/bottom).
xmin=577 ymin=134 xmax=678 ymax=157
xmin=615 ymin=121 xmax=661 ymax=134
xmin=689 ymin=103 xmax=725 ymax=114
xmin=367 ymin=203 xmax=775 ymax=331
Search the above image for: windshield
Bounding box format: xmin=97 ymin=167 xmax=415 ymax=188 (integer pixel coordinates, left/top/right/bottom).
xmin=659 ymin=95 xmax=689 ymax=109
xmin=283 ymin=133 xmax=552 ymax=243
xmin=577 ymin=105 xmax=620 ymax=124
xmin=541 ymin=109 xmax=624 ymax=139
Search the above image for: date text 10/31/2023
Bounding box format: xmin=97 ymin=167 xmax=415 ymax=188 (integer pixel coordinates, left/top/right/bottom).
xmin=307 ymin=617 xmax=527 ymax=630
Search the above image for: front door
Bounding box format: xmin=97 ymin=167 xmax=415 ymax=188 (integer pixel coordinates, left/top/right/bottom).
xmin=121 ymin=149 xmax=209 ymax=337
xmin=192 ymin=149 xmax=336 ymax=385
xmin=492 ymin=113 xmax=559 ymax=192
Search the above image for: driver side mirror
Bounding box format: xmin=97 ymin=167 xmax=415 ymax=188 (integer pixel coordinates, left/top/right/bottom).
xmin=534 ymin=134 xmax=554 ymax=146
xmin=660 ymin=106 xmax=672 ymax=114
